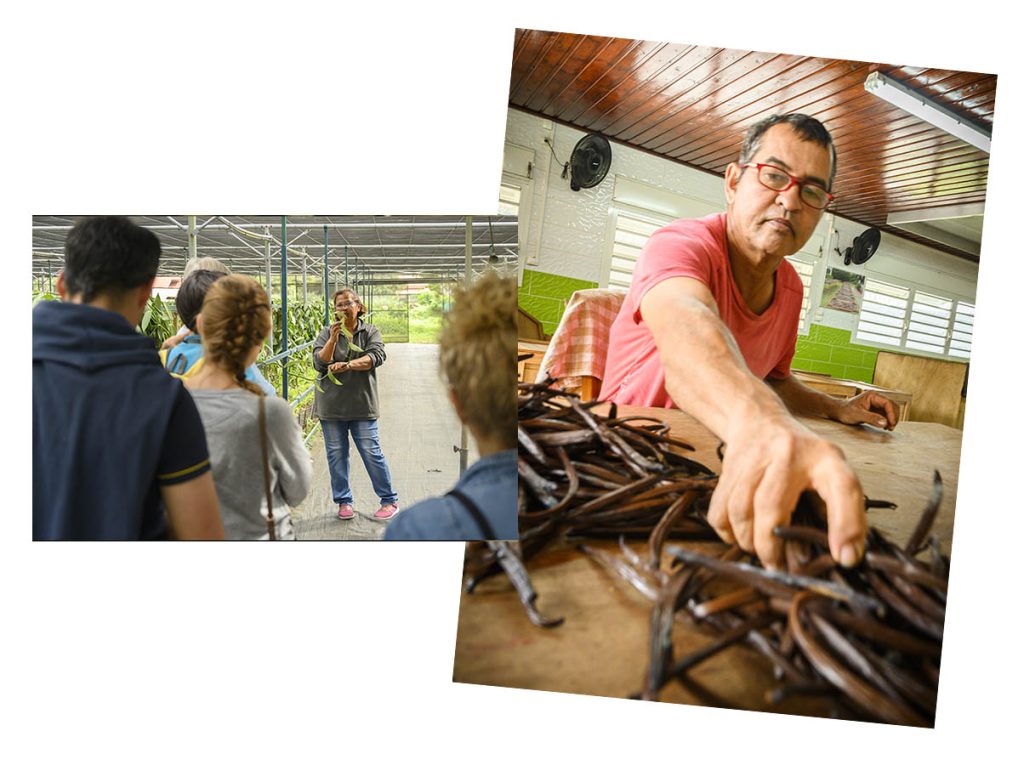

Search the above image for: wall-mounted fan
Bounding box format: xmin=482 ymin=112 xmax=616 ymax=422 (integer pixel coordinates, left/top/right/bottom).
xmin=568 ymin=134 xmax=612 ymax=191
xmin=841 ymin=227 xmax=881 ymax=265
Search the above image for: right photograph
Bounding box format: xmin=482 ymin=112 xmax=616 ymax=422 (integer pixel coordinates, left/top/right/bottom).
xmin=456 ymin=29 xmax=993 ymax=726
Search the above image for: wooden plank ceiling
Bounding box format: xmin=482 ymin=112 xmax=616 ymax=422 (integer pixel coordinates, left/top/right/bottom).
xmin=509 ymin=30 xmax=996 ymax=262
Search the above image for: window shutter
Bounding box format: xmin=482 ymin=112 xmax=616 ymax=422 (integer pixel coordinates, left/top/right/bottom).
xmin=785 ymin=256 xmax=815 ymax=331
xmin=608 ymin=212 xmax=664 ymax=291
xmin=948 ymin=300 xmax=974 ymax=359
xmin=498 ymin=183 xmax=521 ymax=216
xmin=905 ymin=291 xmax=953 ymax=355
xmin=855 ymin=278 xmax=910 ymax=347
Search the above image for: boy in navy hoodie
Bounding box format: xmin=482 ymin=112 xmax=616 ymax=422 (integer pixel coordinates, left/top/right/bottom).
xmin=33 ymin=216 xmax=223 ymax=540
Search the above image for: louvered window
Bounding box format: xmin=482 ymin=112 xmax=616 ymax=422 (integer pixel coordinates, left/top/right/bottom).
xmin=498 ymin=183 xmax=521 ymax=216
xmin=786 ymin=256 xmax=815 ymax=333
xmin=606 ymin=211 xmax=667 ymax=291
xmin=948 ymin=301 xmax=974 ymax=359
xmin=906 ymin=291 xmax=953 ymax=354
xmin=855 ymin=277 xmax=973 ymax=360
xmin=855 ymin=279 xmax=910 ymax=348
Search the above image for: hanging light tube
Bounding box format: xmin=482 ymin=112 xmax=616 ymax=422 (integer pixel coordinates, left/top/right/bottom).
xmin=864 ymin=72 xmax=991 ymax=153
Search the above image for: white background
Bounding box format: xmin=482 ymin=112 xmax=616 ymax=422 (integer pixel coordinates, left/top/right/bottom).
xmin=4 ymin=1 xmax=1021 ymax=761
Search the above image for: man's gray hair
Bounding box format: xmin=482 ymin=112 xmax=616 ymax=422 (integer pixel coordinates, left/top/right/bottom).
xmin=739 ymin=114 xmax=837 ymax=189
xmin=183 ymin=256 xmax=230 ymax=278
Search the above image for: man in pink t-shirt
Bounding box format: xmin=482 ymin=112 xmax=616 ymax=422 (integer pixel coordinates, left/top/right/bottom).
xmin=602 ymin=114 xmax=899 ymax=572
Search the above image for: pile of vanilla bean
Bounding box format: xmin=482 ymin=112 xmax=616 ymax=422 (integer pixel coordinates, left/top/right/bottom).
xmin=470 ymin=378 xmax=949 ymax=726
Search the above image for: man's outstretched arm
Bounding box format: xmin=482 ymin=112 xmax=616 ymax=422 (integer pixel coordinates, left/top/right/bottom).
xmin=641 ymin=276 xmax=867 ymax=570
xmin=767 ymin=374 xmax=899 ymax=431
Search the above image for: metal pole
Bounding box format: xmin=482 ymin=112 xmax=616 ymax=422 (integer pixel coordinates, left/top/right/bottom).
xmin=47 ymin=261 xmax=52 ymax=293
xmin=281 ymin=216 xmax=289 ymax=401
xmin=458 ymin=216 xmax=473 ymax=474
xmin=302 ymin=250 xmax=308 ymax=304
xmin=187 ymin=215 xmax=197 ymax=265
xmin=344 ymin=244 xmax=349 ymax=285
xmin=323 ymin=225 xmax=330 ymax=324
xmin=264 ymin=231 xmax=273 ymax=355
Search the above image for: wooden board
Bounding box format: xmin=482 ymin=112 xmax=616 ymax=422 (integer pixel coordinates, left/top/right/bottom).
xmin=455 ymin=405 xmax=962 ymax=716
xmin=873 ymin=351 xmax=967 ymax=428
xmin=517 ymin=339 xmax=549 ymax=384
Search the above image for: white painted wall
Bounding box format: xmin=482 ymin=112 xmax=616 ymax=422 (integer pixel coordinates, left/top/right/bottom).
xmin=506 ymin=107 xmax=980 ymax=315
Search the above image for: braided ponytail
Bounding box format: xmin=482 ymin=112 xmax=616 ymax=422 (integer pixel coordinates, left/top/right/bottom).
xmin=200 ymin=275 xmax=272 ymax=395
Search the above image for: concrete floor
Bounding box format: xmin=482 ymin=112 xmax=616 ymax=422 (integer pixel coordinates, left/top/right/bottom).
xmin=290 ymin=343 xmax=477 ymax=540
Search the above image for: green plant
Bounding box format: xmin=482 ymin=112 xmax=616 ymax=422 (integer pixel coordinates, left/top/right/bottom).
xmin=139 ymin=294 xmax=178 ymax=348
xmin=259 ymin=301 xmax=327 ymax=405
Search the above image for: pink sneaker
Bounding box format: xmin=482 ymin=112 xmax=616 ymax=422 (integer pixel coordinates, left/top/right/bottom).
xmin=374 ymin=503 xmax=399 ymax=520
xmin=337 ymin=503 xmax=355 ymax=520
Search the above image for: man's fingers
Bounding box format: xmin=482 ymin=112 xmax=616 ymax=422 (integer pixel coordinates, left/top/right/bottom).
xmin=722 ymin=463 xmax=763 ymax=554
xmin=707 ymin=480 xmax=735 ymax=545
xmin=875 ymin=393 xmax=898 ymax=429
xmin=752 ymin=464 xmax=804 ymax=570
xmin=810 ymin=457 xmax=866 ymax=567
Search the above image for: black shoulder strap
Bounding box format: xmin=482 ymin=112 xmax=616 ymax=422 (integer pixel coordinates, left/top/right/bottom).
xmin=167 ymin=352 xmax=188 ymax=375
xmin=446 ymin=488 xmax=498 ymax=540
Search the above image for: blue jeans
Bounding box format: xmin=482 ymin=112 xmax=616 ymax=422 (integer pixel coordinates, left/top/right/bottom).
xmin=320 ymin=419 xmax=398 ymax=506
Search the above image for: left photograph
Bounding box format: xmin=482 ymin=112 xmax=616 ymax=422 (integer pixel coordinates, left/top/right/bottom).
xmin=32 ymin=215 xmax=518 ymax=541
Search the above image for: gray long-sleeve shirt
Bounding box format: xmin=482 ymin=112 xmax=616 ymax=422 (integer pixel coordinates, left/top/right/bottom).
xmin=190 ymin=389 xmax=313 ymax=540
xmin=311 ymin=319 xmax=386 ymax=420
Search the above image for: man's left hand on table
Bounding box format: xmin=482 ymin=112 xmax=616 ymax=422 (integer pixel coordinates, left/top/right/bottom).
xmin=833 ymin=390 xmax=899 ymax=431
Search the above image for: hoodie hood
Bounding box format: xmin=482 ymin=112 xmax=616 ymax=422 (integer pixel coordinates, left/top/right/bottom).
xmin=33 ymin=300 xmax=160 ymax=372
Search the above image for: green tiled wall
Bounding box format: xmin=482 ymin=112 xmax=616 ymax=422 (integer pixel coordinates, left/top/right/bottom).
xmin=792 ymin=324 xmax=879 ymax=383
xmin=518 ymin=269 xmax=598 ymax=336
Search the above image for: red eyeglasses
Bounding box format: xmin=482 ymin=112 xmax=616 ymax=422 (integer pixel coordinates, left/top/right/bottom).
xmin=739 ymin=163 xmax=834 ymax=210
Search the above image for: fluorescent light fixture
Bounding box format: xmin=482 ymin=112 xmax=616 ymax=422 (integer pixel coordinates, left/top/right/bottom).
xmin=864 ymin=72 xmax=991 ymax=153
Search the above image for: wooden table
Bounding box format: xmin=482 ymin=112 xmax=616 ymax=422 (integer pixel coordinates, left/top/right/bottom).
xmin=454 ymin=406 xmax=961 ymax=716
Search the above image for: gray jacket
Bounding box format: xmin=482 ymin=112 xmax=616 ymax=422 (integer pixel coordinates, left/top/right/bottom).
xmin=190 ymin=389 xmax=313 ymax=540
xmin=311 ymin=319 xmax=387 ymax=420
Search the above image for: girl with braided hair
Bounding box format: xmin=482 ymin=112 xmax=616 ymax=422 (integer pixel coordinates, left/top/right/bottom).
xmin=185 ymin=275 xmax=312 ymax=539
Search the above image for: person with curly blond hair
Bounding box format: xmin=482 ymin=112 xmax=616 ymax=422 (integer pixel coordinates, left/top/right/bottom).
xmin=385 ymin=271 xmax=517 ymax=540
xmin=185 ymin=275 xmax=312 ymax=539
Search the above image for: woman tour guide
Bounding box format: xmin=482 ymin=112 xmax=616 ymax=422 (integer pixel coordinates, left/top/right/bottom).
xmin=312 ymin=288 xmax=399 ymax=521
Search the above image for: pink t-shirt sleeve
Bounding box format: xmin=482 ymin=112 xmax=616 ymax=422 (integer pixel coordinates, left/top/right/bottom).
xmin=630 ymin=220 xmax=720 ymax=324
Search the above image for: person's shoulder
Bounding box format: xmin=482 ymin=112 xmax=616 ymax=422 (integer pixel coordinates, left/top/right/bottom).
xmin=385 ymin=497 xmax=456 ymax=540
xmin=263 ymin=393 xmax=295 ymax=421
xmin=647 ymin=213 xmax=726 ymax=255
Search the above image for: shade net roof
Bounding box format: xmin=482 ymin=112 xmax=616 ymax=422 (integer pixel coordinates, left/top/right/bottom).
xmin=31 ymin=215 xmax=519 ymax=286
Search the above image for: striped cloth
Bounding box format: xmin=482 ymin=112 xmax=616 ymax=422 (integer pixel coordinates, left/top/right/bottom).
xmin=538 ymin=288 xmax=626 ymax=392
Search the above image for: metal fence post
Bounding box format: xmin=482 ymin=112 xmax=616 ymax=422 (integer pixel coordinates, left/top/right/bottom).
xmin=281 ymin=216 xmax=289 ymax=401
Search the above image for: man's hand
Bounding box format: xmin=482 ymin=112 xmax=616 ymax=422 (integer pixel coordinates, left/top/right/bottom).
xmin=328 ymin=321 xmax=343 ymax=341
xmin=834 ymin=391 xmax=898 ymax=431
xmin=329 ymin=361 xmax=349 ymax=375
xmin=708 ymin=414 xmax=867 ymax=570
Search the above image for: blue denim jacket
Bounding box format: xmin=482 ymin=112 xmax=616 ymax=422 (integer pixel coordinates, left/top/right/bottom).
xmin=384 ymin=449 xmax=518 ymax=540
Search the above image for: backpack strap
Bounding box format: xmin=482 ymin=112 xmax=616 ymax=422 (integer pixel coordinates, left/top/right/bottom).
xmin=446 ymin=488 xmax=498 ymax=540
